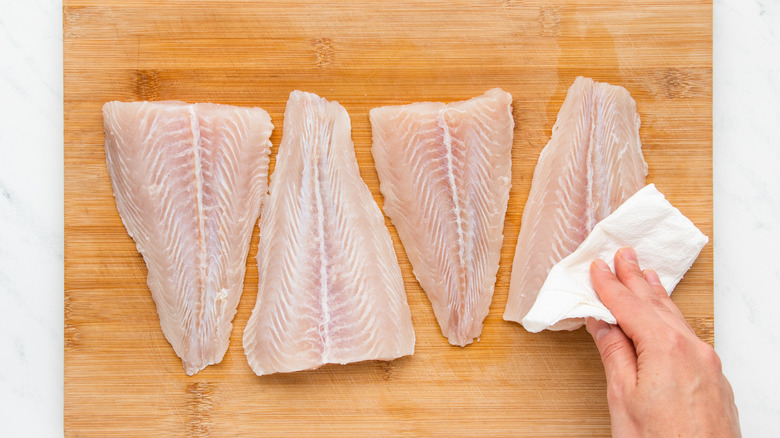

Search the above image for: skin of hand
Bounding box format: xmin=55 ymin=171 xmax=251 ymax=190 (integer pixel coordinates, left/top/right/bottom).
xmin=586 ymin=247 xmax=740 ymax=437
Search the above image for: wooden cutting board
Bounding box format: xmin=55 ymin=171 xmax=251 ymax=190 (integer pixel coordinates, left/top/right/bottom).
xmin=64 ymin=1 xmax=712 ymax=436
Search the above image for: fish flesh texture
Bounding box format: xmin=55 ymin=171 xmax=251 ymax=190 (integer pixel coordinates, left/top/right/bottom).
xmin=521 ymin=184 xmax=708 ymax=332
xmin=243 ymin=91 xmax=415 ymax=376
xmin=503 ymin=77 xmax=648 ymax=325
xmin=103 ymin=101 xmax=273 ymax=375
xmin=504 ymin=77 xmax=647 ymax=325
xmin=104 ymin=101 xmax=272 ymax=375
xmin=371 ymin=90 xmax=513 ymax=346
xmin=370 ymin=89 xmax=514 ymax=346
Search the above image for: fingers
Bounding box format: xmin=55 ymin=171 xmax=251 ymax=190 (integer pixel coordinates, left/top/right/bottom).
xmin=586 ymin=317 xmax=637 ymax=390
xmin=590 ymin=259 xmax=662 ymax=341
xmin=640 ymin=265 xmax=695 ymax=335
xmin=594 ymin=248 xmax=695 ymax=341
xmin=614 ymin=248 xmax=661 ymax=303
xmin=642 ymin=269 xmax=687 ymax=322
xmin=641 ymin=268 xmax=669 ymax=301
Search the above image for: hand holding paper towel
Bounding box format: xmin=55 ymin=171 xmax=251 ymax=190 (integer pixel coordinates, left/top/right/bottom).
xmin=521 ymin=184 xmax=708 ymax=333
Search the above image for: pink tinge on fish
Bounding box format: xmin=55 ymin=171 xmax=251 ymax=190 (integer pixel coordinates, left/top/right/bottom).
xmin=503 ymin=77 xmax=648 ymax=325
xmin=243 ymin=91 xmax=415 ymax=376
xmin=103 ymin=101 xmax=273 ymax=375
xmin=370 ymin=89 xmax=514 ymax=346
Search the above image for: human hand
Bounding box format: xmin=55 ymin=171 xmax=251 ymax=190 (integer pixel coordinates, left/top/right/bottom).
xmin=586 ymin=247 xmax=740 ymax=437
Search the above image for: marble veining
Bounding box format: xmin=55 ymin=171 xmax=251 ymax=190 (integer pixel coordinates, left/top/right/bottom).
xmin=714 ymin=0 xmax=780 ymax=435
xmin=0 ymin=0 xmax=64 ymax=436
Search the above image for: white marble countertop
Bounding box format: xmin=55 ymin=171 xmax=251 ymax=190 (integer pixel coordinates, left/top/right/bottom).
xmin=1 ymin=0 xmax=778 ymax=435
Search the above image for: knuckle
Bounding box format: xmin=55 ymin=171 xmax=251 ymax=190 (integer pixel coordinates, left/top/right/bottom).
xmin=699 ymin=344 xmax=723 ymax=373
xmin=664 ymin=330 xmax=689 ymax=352
xmin=599 ymin=271 xmax=623 ymax=289
xmin=600 ymin=338 xmax=629 ymax=363
xmin=593 ymin=276 xmax=631 ymax=305
xmin=646 ymin=294 xmax=667 ymax=312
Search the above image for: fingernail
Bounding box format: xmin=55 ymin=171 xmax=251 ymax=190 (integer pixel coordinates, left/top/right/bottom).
xmin=587 ymin=318 xmax=611 ymax=342
xmin=643 ymin=269 xmax=662 ymax=286
xmin=593 ymin=258 xmax=611 ymax=271
xmin=620 ymin=247 xmax=638 ymax=264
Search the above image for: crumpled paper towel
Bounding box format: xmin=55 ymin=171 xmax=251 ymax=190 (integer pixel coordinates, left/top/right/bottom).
xmin=522 ymin=184 xmax=708 ymax=333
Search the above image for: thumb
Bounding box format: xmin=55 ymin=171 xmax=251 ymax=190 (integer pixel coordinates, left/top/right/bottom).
xmin=586 ymin=317 xmax=638 ymax=390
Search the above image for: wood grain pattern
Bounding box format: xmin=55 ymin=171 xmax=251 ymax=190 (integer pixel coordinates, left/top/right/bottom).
xmin=64 ymin=1 xmax=712 ymax=436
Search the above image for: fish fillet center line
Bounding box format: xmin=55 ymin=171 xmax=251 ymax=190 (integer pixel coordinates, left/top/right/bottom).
xmin=189 ymin=106 xmax=208 ymax=350
xmin=439 ymin=110 xmax=468 ymax=313
xmin=312 ymin=117 xmax=333 ymax=361
xmin=585 ymin=90 xmax=598 ymax=233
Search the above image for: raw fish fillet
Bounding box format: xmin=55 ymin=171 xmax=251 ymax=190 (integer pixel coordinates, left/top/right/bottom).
xmin=503 ymin=77 xmax=648 ymax=325
xmin=370 ymin=89 xmax=514 ymax=346
xmin=103 ymin=101 xmax=273 ymax=375
xmin=522 ymin=184 xmax=708 ymax=332
xmin=243 ymin=91 xmax=415 ymax=376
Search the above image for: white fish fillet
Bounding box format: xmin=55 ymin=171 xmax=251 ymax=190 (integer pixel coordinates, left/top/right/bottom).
xmin=370 ymin=89 xmax=514 ymax=346
xmin=103 ymin=101 xmax=273 ymax=375
xmin=504 ymin=77 xmax=648 ymax=325
xmin=243 ymin=91 xmax=415 ymax=376
xmin=521 ymin=184 xmax=708 ymax=332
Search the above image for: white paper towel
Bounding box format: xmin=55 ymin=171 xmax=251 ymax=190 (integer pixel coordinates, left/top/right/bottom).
xmin=521 ymin=184 xmax=709 ymax=333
